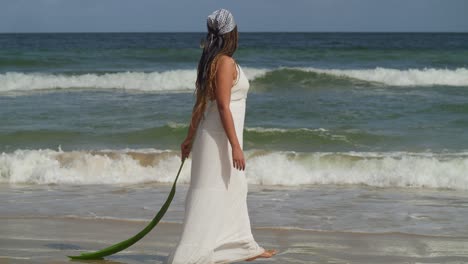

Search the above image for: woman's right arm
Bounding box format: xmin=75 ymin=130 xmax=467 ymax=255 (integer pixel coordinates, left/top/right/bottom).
xmin=214 ymin=56 xmax=245 ymax=171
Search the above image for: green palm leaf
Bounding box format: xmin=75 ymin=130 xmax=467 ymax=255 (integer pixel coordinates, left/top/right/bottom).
xmin=68 ymin=158 xmax=186 ymax=260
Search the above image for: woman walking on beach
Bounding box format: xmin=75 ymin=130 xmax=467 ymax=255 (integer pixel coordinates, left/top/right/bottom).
xmin=166 ymin=8 xmax=277 ymax=264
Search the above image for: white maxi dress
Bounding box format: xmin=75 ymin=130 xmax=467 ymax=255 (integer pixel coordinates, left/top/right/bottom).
xmin=166 ymin=64 xmax=265 ymax=264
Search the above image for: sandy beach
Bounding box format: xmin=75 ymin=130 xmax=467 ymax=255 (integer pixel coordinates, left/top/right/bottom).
xmin=1 ymin=216 xmax=468 ymax=264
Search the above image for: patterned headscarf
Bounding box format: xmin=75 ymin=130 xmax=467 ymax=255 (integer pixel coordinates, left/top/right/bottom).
xmin=207 ymin=8 xmax=236 ymax=35
xmin=203 ymin=9 xmax=236 ymax=49
xmin=197 ymin=8 xmax=237 ymax=93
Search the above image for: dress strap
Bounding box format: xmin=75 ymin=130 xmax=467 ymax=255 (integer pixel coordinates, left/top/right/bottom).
xmin=233 ymin=63 xmax=241 ymax=86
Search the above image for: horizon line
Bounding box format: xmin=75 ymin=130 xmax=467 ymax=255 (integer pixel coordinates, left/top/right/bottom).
xmin=1 ymin=31 xmax=467 ymax=34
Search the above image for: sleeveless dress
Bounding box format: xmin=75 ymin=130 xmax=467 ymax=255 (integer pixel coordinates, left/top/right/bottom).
xmin=166 ymin=64 xmax=265 ymax=264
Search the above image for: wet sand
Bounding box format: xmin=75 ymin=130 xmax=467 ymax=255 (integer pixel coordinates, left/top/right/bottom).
xmin=2 ymin=217 xmax=468 ymax=264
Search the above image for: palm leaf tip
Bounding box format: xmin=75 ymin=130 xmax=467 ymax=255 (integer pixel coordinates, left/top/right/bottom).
xmin=66 ymin=159 xmax=186 ymax=260
xmin=68 ymin=254 xmax=104 ymax=260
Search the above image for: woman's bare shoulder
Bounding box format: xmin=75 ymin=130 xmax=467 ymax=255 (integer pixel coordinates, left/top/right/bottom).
xmin=216 ymin=55 xmax=236 ymax=77
xmin=217 ymin=55 xmax=236 ymax=68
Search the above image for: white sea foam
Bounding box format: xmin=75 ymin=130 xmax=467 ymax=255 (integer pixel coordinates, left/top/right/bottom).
xmin=0 ymin=149 xmax=188 ymax=185
xmin=0 ymin=70 xmax=197 ymax=92
xmin=245 ymin=127 xmax=328 ymax=133
xmin=166 ymin=124 xmax=330 ymax=133
xmin=246 ymin=151 xmax=468 ymax=188
xmin=300 ymin=67 xmax=468 ymax=87
xmin=2 ymin=149 xmax=468 ymax=190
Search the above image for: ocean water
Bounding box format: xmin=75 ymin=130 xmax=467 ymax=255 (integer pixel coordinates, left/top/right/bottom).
xmin=2 ymin=33 xmax=468 ymax=248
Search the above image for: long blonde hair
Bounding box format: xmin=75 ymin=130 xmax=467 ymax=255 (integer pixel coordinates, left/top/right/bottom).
xmin=190 ymin=26 xmax=238 ymax=129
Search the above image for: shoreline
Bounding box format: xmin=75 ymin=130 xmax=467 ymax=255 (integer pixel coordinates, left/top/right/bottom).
xmin=4 ymin=214 xmax=468 ymax=239
xmin=2 ymin=217 xmax=468 ymax=263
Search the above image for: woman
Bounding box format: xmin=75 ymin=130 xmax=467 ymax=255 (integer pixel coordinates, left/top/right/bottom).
xmin=166 ymin=8 xmax=277 ymax=264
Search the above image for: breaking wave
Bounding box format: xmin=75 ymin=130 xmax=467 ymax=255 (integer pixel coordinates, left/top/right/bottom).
xmin=1 ymin=67 xmax=467 ymax=93
xmin=2 ymin=149 xmax=468 ymax=190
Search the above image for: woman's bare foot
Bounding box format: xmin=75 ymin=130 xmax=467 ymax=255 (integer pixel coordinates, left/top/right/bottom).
xmin=245 ymin=249 xmax=277 ymax=261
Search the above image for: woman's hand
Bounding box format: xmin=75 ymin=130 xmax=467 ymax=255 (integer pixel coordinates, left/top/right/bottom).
xmin=232 ymin=145 xmax=245 ymax=171
xmin=180 ymin=137 xmax=192 ymax=161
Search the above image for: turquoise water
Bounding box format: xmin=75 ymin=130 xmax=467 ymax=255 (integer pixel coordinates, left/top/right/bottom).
xmin=1 ymin=33 xmax=468 ymax=189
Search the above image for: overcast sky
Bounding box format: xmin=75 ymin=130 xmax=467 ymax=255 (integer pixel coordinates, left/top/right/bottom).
xmin=1 ymin=0 xmax=467 ymax=33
